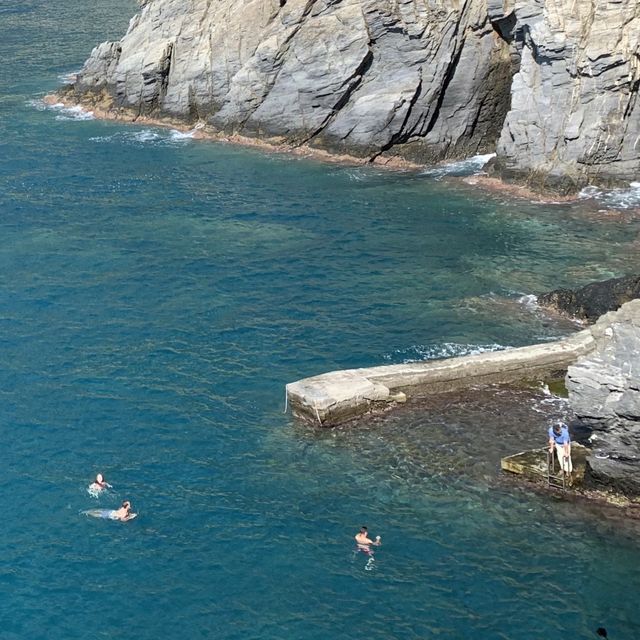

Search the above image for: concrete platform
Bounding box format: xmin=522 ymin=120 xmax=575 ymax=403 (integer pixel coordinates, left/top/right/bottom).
xmin=286 ymin=329 xmax=594 ymax=426
xmin=501 ymin=443 xmax=588 ymax=487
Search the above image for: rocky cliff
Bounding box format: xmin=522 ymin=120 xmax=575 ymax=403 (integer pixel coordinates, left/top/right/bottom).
xmin=567 ymin=300 xmax=640 ymax=496
xmin=66 ymin=0 xmax=640 ymax=192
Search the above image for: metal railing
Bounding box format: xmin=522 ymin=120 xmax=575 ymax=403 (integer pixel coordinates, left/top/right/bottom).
xmin=547 ymin=449 xmax=567 ymax=490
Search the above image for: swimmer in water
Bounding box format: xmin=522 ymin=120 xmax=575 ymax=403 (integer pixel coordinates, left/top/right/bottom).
xmin=355 ymin=526 xmax=381 ymax=556
xmin=88 ymin=473 xmax=112 ymax=494
xmin=112 ymin=500 xmax=133 ymax=521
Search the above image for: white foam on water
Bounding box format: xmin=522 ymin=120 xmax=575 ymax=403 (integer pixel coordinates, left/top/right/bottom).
xmin=578 ymin=182 xmax=640 ymax=210
xmin=517 ymin=293 xmax=539 ymax=310
xmin=57 ymin=69 xmax=81 ymax=84
xmin=134 ymin=130 xmax=163 ymax=143
xmin=87 ymin=485 xmax=106 ymax=499
xmin=49 ymin=103 xmax=95 ymax=121
xmin=26 ymin=98 xmax=48 ymax=111
xmin=27 ymin=98 xmax=93 ymax=121
xmin=344 ymin=169 xmax=368 ymax=182
xmin=422 ymin=152 xmax=496 ymax=179
xmin=90 ymin=128 xmax=195 ymax=146
xmin=470 ymin=152 xmax=497 ymax=165
xmin=510 ymin=291 xmax=585 ymax=331
xmin=386 ymin=341 xmax=508 ymax=363
xmin=531 ymin=391 xmax=570 ymax=416
xmin=169 ymin=128 xmax=197 ymax=141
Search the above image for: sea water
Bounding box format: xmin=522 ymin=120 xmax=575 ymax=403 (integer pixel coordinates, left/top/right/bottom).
xmin=1 ymin=2 xmax=640 ymax=639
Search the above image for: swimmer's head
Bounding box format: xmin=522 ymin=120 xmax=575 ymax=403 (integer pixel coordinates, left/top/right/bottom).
xmin=596 ymin=629 xmax=607 ymax=638
xmin=360 ymin=526 xmax=368 ymax=533
xmin=96 ymin=473 xmax=104 ymax=483
xmin=122 ymin=501 xmax=131 ymax=509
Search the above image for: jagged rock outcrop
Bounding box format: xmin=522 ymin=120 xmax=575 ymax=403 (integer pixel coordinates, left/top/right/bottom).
xmin=539 ymin=275 xmax=640 ymax=322
xmin=567 ymin=300 xmax=640 ymax=496
xmin=69 ymin=0 xmax=514 ymax=164
xmin=66 ymin=0 xmax=640 ymax=191
xmin=489 ymin=0 xmax=640 ymax=193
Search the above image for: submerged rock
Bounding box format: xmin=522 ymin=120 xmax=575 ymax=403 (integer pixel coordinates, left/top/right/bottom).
xmin=66 ymin=0 xmax=640 ymax=192
xmin=567 ymin=300 xmax=640 ymax=496
xmin=539 ymin=275 xmax=640 ymax=322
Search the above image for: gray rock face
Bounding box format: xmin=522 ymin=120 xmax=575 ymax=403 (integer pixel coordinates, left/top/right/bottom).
xmin=567 ymin=300 xmax=640 ymax=495
xmin=68 ymin=0 xmax=515 ymax=164
xmin=490 ymin=0 xmax=640 ymax=192
xmin=68 ymin=0 xmax=640 ymax=190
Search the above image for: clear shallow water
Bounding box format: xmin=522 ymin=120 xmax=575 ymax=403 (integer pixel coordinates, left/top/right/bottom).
xmin=1 ymin=2 xmax=640 ymax=638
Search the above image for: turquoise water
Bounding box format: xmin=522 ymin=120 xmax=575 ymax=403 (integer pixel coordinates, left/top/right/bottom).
xmin=2 ymin=2 xmax=640 ymax=638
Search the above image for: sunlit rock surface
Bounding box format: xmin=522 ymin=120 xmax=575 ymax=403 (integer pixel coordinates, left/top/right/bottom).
xmin=67 ymin=0 xmax=640 ymax=191
xmin=490 ymin=0 xmax=640 ymax=193
xmin=567 ymin=300 xmax=640 ymax=495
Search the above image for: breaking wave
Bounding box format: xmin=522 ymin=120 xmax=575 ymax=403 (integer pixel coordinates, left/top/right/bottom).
xmin=57 ymin=69 xmax=81 ymax=85
xmin=385 ymin=341 xmax=508 ymax=363
xmin=516 ymin=293 xmax=539 ymax=310
xmin=530 ymin=385 xmax=571 ymax=417
xmin=422 ymin=153 xmax=496 ymax=179
xmin=52 ymin=103 xmax=94 ymax=121
xmin=89 ymin=127 xmax=198 ymax=146
xmin=28 ymin=98 xmax=95 ymax=120
xmin=578 ymin=182 xmax=640 ymax=210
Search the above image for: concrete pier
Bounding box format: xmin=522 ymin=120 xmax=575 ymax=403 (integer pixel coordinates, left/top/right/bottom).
xmin=286 ymin=329 xmax=595 ymax=426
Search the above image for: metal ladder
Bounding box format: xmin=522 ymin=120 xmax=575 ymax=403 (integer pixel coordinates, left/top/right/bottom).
xmin=547 ymin=449 xmax=567 ymax=490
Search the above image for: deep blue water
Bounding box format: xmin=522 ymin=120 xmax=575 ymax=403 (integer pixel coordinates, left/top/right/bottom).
xmin=1 ymin=2 xmax=640 ymax=638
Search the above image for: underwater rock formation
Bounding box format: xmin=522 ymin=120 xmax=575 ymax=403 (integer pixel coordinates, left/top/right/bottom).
xmin=67 ymin=0 xmax=640 ymax=192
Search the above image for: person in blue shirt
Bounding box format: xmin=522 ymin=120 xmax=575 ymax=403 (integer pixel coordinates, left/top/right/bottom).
xmin=548 ymin=421 xmax=573 ymax=476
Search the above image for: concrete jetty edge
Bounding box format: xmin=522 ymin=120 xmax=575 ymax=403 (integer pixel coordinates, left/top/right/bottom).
xmin=286 ymin=329 xmax=595 ymax=426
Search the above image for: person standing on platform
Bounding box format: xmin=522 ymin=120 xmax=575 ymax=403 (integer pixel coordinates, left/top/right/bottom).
xmin=548 ymin=421 xmax=573 ymax=478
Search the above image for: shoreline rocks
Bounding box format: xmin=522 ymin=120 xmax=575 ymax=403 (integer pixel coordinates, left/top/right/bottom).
xmin=567 ymin=299 xmax=640 ymax=496
xmin=538 ymin=275 xmax=640 ymax=322
xmin=66 ymin=0 xmax=640 ymax=195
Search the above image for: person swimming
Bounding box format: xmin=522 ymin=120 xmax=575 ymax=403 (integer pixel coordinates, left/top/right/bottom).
xmin=111 ymin=500 xmax=133 ymax=521
xmin=88 ymin=473 xmax=112 ymax=494
xmin=355 ymin=526 xmax=381 ymax=556
xmin=82 ymin=500 xmax=137 ymax=522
